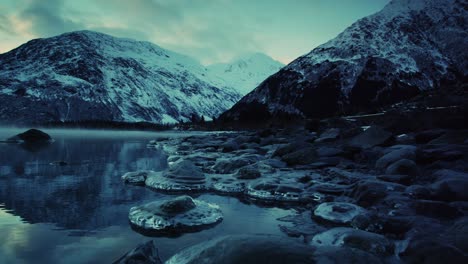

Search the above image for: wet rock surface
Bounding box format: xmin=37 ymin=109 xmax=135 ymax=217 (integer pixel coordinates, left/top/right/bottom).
xmin=128 ymin=196 xmax=223 ymax=235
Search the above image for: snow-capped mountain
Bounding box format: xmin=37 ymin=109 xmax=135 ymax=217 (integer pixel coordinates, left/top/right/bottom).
xmin=221 ymin=0 xmax=467 ymax=121
xmin=0 ymin=30 xmax=242 ymax=124
xmin=207 ymin=53 xmax=284 ymax=95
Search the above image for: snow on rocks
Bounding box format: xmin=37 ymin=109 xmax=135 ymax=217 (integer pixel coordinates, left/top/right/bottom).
xmin=313 ymin=202 xmax=367 ymax=225
xmin=145 ymin=160 xmax=208 ymax=192
xmin=128 ymin=195 xmax=222 ymax=235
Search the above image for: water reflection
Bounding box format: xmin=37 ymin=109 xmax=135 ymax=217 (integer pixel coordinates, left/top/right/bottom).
xmin=0 ymin=132 xmax=168 ymax=230
xmin=0 ymin=129 xmax=294 ymax=263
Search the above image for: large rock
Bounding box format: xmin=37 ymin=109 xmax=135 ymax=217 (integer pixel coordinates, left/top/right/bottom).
xmin=113 ymin=240 xmax=162 ymax=264
xmin=166 ymin=234 xmax=381 ymax=264
xmin=7 ymin=129 xmax=52 ymax=143
xmin=311 ymin=227 xmax=395 ymax=256
xmin=375 ymin=145 xmax=417 ymax=169
xmin=280 ymin=147 xmax=317 ymax=166
xmin=145 ymin=160 xmax=207 ymax=191
xmin=313 ymin=202 xmax=367 ymax=225
xmin=400 ymin=239 xmax=468 ymax=264
xmin=348 ymin=180 xmax=405 ymax=206
xmin=122 ymin=170 xmax=157 ymax=185
xmin=315 ymin=128 xmax=341 ymax=143
xmin=385 ymin=159 xmax=419 ymax=176
xmin=212 ymin=157 xmax=256 ymax=174
xmin=128 ymin=196 xmax=222 ymax=235
xmin=349 ymin=126 xmax=393 ymax=149
xmin=430 ymin=170 xmax=468 ymax=201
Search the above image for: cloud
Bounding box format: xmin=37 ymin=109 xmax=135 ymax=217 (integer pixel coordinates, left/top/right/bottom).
xmin=0 ymin=0 xmax=391 ymax=63
xmin=18 ymin=0 xmax=84 ymax=36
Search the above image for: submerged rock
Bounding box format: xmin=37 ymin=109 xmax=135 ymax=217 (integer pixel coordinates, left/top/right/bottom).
xmin=7 ymin=129 xmax=52 ymax=143
xmin=128 ymin=196 xmax=222 ymax=235
xmin=311 ymin=227 xmax=395 ymax=256
xmin=314 ymin=202 xmax=367 ymax=225
xmin=113 ymin=240 xmax=162 ymax=264
xmin=166 ymin=234 xmax=381 ymax=264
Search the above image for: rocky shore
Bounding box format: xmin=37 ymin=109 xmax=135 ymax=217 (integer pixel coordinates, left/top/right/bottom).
xmin=117 ymin=105 xmax=468 ymax=263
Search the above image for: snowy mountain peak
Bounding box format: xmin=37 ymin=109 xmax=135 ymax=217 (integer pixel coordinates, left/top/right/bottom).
xmin=221 ymin=0 xmax=467 ymax=122
xmin=0 ymin=30 xmax=242 ymax=124
xmin=208 ymin=53 xmax=284 ymax=95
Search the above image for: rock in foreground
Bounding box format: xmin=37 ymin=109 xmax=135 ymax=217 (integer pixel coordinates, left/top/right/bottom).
xmin=113 ymin=240 xmax=162 ymax=264
xmin=128 ymin=196 xmax=222 ymax=235
xmin=165 ymin=234 xmax=382 ymax=264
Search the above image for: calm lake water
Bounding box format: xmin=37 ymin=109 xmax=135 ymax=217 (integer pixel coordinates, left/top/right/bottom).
xmin=0 ymin=128 xmax=292 ymax=263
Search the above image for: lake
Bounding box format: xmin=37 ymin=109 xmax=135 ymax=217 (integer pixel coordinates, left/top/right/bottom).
xmin=0 ymin=128 xmax=293 ymax=263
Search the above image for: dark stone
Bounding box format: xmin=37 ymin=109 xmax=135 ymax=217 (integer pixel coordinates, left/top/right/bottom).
xmin=348 ymin=180 xmax=404 ymax=207
xmin=349 ymin=126 xmax=393 ymax=149
xmin=377 ymin=174 xmax=413 ymax=185
xmin=236 ymin=165 xmax=262 ymax=179
xmin=414 ymin=129 xmax=446 ymax=144
xmin=400 ymin=240 xmax=468 ymax=264
xmin=416 ymin=146 xmax=464 ymax=164
xmin=385 ymin=159 xmax=420 ymax=176
xmin=412 ymin=200 xmax=461 ymax=219
xmin=159 ymin=195 xmax=197 ymax=215
xmin=280 ymin=147 xmax=317 ymax=166
xmin=8 ymin=129 xmax=52 ymax=143
xmin=113 ymin=240 xmax=162 ymax=264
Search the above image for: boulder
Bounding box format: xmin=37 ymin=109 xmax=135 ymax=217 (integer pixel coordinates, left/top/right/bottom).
xmin=313 ymin=202 xmax=367 ymax=224
xmin=166 ymin=234 xmax=381 ymax=264
xmin=113 ymin=241 xmax=162 ymax=264
xmin=145 ymin=160 xmax=207 ymax=191
xmin=311 ymin=227 xmax=395 ymax=256
xmin=236 ymin=165 xmax=262 ymax=180
xmin=122 ymin=170 xmax=157 ymax=185
xmin=7 ymin=129 xmax=52 ymax=143
xmin=349 ymin=126 xmax=393 ymax=149
xmin=385 ymin=159 xmax=419 ymax=176
xmin=315 ymin=128 xmax=341 ymax=143
xmin=280 ymin=147 xmax=317 ymax=166
xmin=212 ymin=157 xmax=256 ymax=174
xmin=128 ymin=196 xmax=222 ymax=235
xmin=400 ymin=239 xmax=468 ymax=264
xmin=430 ymin=170 xmax=468 ymax=201
xmin=375 ymin=145 xmax=417 ymax=169
xmin=412 ymin=200 xmax=461 ymax=219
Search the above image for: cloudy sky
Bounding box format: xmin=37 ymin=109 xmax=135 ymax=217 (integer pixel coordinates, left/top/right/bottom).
xmin=0 ymin=0 xmax=389 ymax=64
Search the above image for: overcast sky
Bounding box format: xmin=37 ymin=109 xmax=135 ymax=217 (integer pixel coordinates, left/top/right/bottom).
xmin=0 ymin=0 xmax=390 ymax=65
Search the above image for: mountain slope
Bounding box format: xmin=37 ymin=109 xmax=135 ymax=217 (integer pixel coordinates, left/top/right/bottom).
xmin=207 ymin=53 xmax=284 ymax=95
xmin=221 ymin=0 xmax=467 ymax=122
xmin=0 ymin=31 xmax=242 ymax=124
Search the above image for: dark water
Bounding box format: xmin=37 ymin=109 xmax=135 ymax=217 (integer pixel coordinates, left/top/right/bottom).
xmin=0 ymin=128 xmax=292 ymax=263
